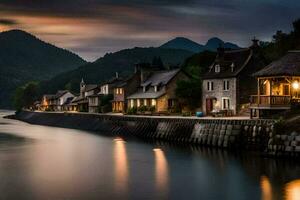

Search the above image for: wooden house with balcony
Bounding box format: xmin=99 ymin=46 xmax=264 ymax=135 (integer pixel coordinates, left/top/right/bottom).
xmin=250 ymin=51 xmax=300 ymax=118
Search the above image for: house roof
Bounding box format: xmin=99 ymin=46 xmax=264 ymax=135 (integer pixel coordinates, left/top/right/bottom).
xmin=101 ymin=77 xmax=124 ymax=85
xmin=127 ymin=69 xmax=182 ymax=99
xmin=141 ymin=69 xmax=181 ymax=87
xmin=253 ymin=51 xmax=300 ymax=77
xmin=43 ymin=94 xmax=56 ymax=100
xmin=202 ymin=48 xmax=253 ymax=79
xmin=127 ymin=90 xmax=165 ymax=99
xmin=85 ymin=84 xmax=98 ymax=92
xmin=55 ymin=90 xmax=69 ymax=98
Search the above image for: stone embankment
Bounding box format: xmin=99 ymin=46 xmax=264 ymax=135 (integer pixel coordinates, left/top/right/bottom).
xmin=10 ymin=111 xmax=300 ymax=156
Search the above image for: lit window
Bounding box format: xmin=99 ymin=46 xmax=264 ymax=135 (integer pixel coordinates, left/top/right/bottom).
xmin=120 ymin=88 xmax=123 ymax=94
xmin=144 ymin=99 xmax=147 ymax=106
xmin=137 ymin=99 xmax=140 ymax=107
xmin=130 ymin=99 xmax=134 ymax=108
xmin=151 ymin=99 xmax=156 ymax=106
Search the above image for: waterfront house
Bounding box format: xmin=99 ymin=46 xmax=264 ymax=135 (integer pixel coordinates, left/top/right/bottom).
xmin=127 ymin=68 xmax=190 ymax=113
xmin=41 ymin=90 xmax=74 ymax=111
xmin=41 ymin=94 xmax=56 ymax=111
xmin=72 ymin=79 xmax=98 ymax=112
xmin=88 ymin=74 xmax=122 ymax=113
xmin=112 ymin=73 xmax=141 ymax=113
xmin=202 ymin=39 xmax=266 ymax=116
xmin=112 ymin=63 xmax=162 ymax=113
xmin=250 ymin=51 xmax=300 ymax=118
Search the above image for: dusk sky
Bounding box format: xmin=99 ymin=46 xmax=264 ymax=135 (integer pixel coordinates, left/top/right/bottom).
xmin=0 ymin=0 xmax=299 ymax=61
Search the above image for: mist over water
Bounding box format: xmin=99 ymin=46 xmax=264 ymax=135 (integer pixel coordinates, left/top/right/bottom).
xmin=0 ymin=111 xmax=299 ymax=200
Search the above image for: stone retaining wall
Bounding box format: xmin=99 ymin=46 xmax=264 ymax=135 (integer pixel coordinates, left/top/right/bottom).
xmin=13 ymin=111 xmax=278 ymax=151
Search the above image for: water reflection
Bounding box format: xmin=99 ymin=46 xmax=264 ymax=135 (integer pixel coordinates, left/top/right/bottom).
xmin=153 ymin=148 xmax=169 ymax=197
xmin=285 ymin=180 xmax=300 ymax=200
xmin=261 ymin=176 xmax=272 ymax=200
xmin=113 ymin=138 xmax=128 ymax=195
xmin=1 ymin=112 xmax=300 ymax=200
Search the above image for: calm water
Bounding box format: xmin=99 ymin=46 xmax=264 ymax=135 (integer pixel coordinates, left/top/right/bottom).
xmin=0 ymin=111 xmax=300 ymax=200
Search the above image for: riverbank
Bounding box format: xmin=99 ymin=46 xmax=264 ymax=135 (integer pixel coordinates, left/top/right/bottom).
xmin=8 ymin=111 xmax=300 ymax=157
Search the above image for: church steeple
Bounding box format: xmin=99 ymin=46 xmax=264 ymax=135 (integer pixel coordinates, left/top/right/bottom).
xmin=80 ymin=78 xmax=86 ymax=97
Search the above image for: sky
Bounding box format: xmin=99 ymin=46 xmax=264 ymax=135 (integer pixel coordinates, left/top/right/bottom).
xmin=0 ymin=0 xmax=299 ymax=61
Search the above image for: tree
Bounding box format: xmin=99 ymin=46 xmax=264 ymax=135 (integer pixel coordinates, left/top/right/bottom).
xmin=175 ymin=78 xmax=202 ymax=110
xmin=13 ymin=82 xmax=39 ymax=111
xmin=152 ymin=56 xmax=164 ymax=69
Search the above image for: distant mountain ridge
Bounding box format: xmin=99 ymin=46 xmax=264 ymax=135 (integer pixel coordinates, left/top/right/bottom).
xmin=39 ymin=47 xmax=194 ymax=95
xmin=0 ymin=29 xmax=87 ymax=108
xmin=160 ymin=37 xmax=240 ymax=52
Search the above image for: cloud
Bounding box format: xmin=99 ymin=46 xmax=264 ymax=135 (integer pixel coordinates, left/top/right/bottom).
xmin=0 ymin=0 xmax=300 ymax=61
xmin=0 ymin=18 xmax=18 ymax=25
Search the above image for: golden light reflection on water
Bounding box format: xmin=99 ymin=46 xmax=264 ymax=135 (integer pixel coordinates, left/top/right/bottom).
xmin=261 ymin=176 xmax=272 ymax=200
xmin=285 ymin=179 xmax=300 ymax=200
xmin=113 ymin=138 xmax=128 ymax=194
xmin=153 ymin=148 xmax=169 ymax=196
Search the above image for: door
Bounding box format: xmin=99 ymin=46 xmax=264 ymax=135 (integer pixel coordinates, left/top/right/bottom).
xmin=206 ymin=99 xmax=213 ymax=114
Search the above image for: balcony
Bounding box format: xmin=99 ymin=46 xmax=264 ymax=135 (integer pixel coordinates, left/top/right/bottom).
xmin=250 ymin=95 xmax=292 ymax=109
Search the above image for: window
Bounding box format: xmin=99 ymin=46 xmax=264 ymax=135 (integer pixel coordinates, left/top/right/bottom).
xmin=137 ymin=99 xmax=140 ymax=107
xmin=231 ymin=63 xmax=235 ymax=72
xmin=144 ymin=99 xmax=147 ymax=106
xmin=119 ymin=88 xmax=123 ymax=94
xmin=143 ymin=86 xmax=146 ymax=93
xmin=223 ymin=80 xmax=230 ymax=91
xmin=168 ymin=99 xmax=175 ymax=108
xmin=151 ymin=99 xmax=156 ymax=106
xmin=130 ymin=99 xmax=134 ymax=108
xmin=154 ymin=86 xmax=158 ymax=92
xmin=215 ymin=64 xmax=220 ymax=73
xmin=222 ymin=97 xmax=230 ymax=110
xmin=207 ymin=81 xmax=214 ymax=91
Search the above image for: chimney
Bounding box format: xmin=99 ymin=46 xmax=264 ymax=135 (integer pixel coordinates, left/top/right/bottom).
xmin=115 ymin=72 xmax=119 ymax=79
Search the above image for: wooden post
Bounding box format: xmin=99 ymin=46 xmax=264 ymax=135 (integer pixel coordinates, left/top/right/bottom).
xmin=257 ymin=78 xmax=260 ymax=104
xmin=269 ymin=79 xmax=272 ymax=105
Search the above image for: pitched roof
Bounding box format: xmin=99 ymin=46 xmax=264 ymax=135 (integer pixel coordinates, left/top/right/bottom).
xmin=202 ymin=48 xmax=253 ymax=79
xmin=141 ymin=69 xmax=181 ymax=87
xmin=55 ymin=90 xmax=69 ymax=98
xmin=253 ymin=51 xmax=300 ymax=77
xmin=127 ymin=69 xmax=182 ymax=99
xmin=85 ymin=84 xmax=98 ymax=92
xmin=127 ymin=90 xmax=165 ymax=99
xmin=43 ymin=94 xmax=56 ymax=100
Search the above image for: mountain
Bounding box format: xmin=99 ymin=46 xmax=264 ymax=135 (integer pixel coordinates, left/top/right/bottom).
xmin=160 ymin=37 xmax=240 ymax=52
xmin=205 ymin=37 xmax=240 ymax=51
xmin=0 ymin=29 xmax=86 ymax=108
xmin=39 ymin=47 xmax=194 ymax=95
xmin=160 ymin=37 xmax=206 ymax=52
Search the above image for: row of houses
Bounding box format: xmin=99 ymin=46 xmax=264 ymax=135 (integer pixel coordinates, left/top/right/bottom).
xmin=38 ymin=39 xmax=300 ymax=118
xmin=39 ymin=63 xmax=190 ymax=114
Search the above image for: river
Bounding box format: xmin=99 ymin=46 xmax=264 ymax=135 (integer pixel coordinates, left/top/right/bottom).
xmin=0 ymin=111 xmax=299 ymax=200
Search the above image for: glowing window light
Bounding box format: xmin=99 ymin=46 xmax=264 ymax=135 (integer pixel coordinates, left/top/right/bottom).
xmin=292 ymin=81 xmax=299 ymax=90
